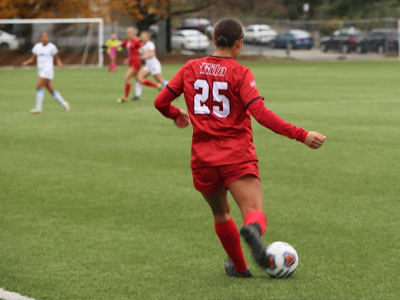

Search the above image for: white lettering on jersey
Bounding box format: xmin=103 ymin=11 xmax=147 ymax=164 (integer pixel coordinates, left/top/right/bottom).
xmin=199 ymin=63 xmax=227 ymax=77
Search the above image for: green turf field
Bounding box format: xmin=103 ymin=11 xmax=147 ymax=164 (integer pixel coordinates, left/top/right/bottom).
xmin=0 ymin=60 xmax=399 ymax=300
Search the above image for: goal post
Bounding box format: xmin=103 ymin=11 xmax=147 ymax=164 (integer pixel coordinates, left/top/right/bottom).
xmin=398 ymin=19 xmax=400 ymax=60
xmin=0 ymin=18 xmax=104 ymax=67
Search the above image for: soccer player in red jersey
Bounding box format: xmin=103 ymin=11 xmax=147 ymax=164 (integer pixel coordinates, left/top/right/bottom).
xmin=154 ymin=19 xmax=326 ymax=278
xmin=117 ymin=27 xmax=142 ymax=103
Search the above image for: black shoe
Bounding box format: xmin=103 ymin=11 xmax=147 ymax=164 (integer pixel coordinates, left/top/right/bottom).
xmin=240 ymin=224 xmax=270 ymax=269
xmin=224 ymin=260 xmax=252 ymax=278
xmin=131 ymin=96 xmax=140 ymax=101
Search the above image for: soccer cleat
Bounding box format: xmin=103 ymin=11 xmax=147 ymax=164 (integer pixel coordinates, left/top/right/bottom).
xmin=131 ymin=96 xmax=140 ymax=101
xmin=240 ymin=224 xmax=270 ymax=269
xmin=117 ymin=97 xmax=128 ymax=103
xmin=64 ymin=102 xmax=71 ymax=112
xmin=30 ymin=108 xmax=42 ymax=114
xmin=224 ymin=260 xmax=252 ymax=278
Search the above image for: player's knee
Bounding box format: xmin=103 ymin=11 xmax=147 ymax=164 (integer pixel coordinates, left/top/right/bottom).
xmin=211 ymin=206 xmax=231 ymax=222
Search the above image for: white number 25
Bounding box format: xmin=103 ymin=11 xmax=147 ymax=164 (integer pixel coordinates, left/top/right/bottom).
xmin=193 ymin=79 xmax=230 ymax=118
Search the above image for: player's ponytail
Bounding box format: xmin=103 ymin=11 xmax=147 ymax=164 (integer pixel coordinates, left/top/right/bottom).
xmin=214 ymin=19 xmax=244 ymax=48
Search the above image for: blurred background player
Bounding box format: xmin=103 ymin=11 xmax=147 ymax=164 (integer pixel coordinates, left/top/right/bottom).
xmin=154 ymin=19 xmax=326 ymax=277
xmin=105 ymin=33 xmax=121 ymax=72
xmin=117 ymin=27 xmax=142 ymax=103
xmin=22 ymin=32 xmax=70 ymax=114
xmin=133 ymin=31 xmax=168 ymax=100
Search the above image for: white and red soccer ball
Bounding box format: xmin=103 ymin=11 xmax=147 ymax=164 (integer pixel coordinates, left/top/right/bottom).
xmin=266 ymin=241 xmax=299 ymax=278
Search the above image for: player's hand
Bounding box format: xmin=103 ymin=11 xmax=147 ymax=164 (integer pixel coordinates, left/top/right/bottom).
xmin=304 ymin=131 xmax=326 ymax=149
xmin=123 ymin=58 xmax=129 ymax=65
xmin=22 ymin=60 xmax=29 ymax=66
xmin=57 ymin=61 xmax=64 ymax=67
xmin=174 ymin=109 xmax=191 ymax=129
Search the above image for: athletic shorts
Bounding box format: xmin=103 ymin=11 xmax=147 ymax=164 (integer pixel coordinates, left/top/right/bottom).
xmin=192 ymin=160 xmax=260 ymax=194
xmin=38 ymin=68 xmax=54 ymax=80
xmin=129 ymin=58 xmax=141 ymax=71
xmin=143 ymin=59 xmax=162 ymax=75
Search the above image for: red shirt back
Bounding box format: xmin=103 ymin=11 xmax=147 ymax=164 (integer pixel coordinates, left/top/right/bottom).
xmin=121 ymin=39 xmax=142 ymax=61
xmin=167 ymin=56 xmax=263 ymax=168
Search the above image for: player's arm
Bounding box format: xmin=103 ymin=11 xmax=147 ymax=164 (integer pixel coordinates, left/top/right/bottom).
xmin=154 ymin=65 xmax=190 ymax=129
xmin=54 ymin=53 xmax=64 ymax=67
xmin=22 ymin=54 xmax=36 ymax=66
xmin=141 ymin=49 xmax=155 ymax=59
xmin=240 ymin=69 xmax=325 ymax=149
xmin=247 ymin=100 xmax=325 ymax=149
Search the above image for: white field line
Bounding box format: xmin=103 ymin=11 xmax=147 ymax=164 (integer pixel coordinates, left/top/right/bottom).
xmin=0 ymin=288 xmax=35 ymax=300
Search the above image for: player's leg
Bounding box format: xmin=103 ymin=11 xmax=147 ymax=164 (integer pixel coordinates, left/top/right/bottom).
xmin=119 ymin=67 xmax=135 ymax=103
xmin=202 ymin=189 xmax=251 ymax=277
xmin=46 ymin=80 xmax=70 ymax=112
xmin=134 ymin=68 xmax=150 ymax=100
xmin=153 ymin=73 xmax=168 ymax=88
xmin=30 ymin=78 xmax=47 ymax=114
xmin=109 ymin=51 xmax=117 ymax=72
xmin=227 ymin=174 xmax=269 ymax=269
xmin=139 ymin=64 xmax=161 ymax=90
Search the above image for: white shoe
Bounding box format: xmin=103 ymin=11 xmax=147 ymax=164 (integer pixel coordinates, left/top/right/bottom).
xmin=65 ymin=102 xmax=71 ymax=112
xmin=30 ymin=108 xmax=42 ymax=114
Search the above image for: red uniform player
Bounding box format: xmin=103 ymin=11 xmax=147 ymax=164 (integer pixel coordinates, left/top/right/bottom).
xmin=117 ymin=27 xmax=142 ymax=103
xmin=154 ymin=19 xmax=326 ymax=277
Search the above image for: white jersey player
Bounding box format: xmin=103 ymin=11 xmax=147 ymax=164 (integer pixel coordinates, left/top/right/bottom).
xmin=22 ymin=32 xmax=70 ymax=114
xmin=134 ymin=31 xmax=168 ymax=100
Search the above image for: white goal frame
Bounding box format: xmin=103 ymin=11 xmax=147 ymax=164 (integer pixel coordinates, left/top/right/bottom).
xmin=398 ymin=19 xmax=400 ymax=60
xmin=0 ymin=18 xmax=104 ymax=67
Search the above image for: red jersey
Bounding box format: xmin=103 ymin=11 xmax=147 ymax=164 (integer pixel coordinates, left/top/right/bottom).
xmin=121 ymin=39 xmax=142 ymax=61
xmin=155 ymin=56 xmax=308 ymax=169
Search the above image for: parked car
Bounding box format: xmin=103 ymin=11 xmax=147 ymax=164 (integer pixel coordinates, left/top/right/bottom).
xmin=356 ymin=29 xmax=399 ymax=54
xmin=176 ymin=18 xmax=212 ymax=33
xmin=269 ymin=30 xmax=314 ymax=49
xmin=171 ymin=30 xmax=210 ymax=53
xmin=0 ymin=30 xmax=19 ymax=50
xmin=244 ymin=24 xmax=277 ymax=44
xmin=320 ymin=28 xmax=364 ymax=53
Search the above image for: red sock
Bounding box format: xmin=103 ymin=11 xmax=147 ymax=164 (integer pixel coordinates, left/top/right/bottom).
xmin=244 ymin=210 xmax=267 ymax=235
xmin=214 ymin=218 xmax=248 ymax=274
xmin=143 ymin=79 xmax=158 ymax=88
xmin=124 ymin=83 xmax=131 ymax=98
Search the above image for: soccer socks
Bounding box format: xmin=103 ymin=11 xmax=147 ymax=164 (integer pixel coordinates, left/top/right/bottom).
xmin=143 ymin=79 xmax=158 ymax=88
xmin=135 ymin=82 xmax=142 ymax=97
xmin=52 ymin=90 xmax=66 ymax=106
xmin=244 ymin=210 xmax=267 ymax=235
xmin=124 ymin=83 xmax=131 ymax=98
xmin=35 ymin=89 xmax=44 ymax=110
xmin=109 ymin=62 xmax=117 ymax=72
xmin=215 ymin=218 xmax=248 ymax=274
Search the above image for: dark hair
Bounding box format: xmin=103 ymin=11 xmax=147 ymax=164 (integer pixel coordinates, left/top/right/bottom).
xmin=214 ymin=19 xmax=244 ymax=48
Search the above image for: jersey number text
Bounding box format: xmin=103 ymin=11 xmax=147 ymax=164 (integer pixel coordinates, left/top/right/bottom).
xmin=193 ymin=79 xmax=230 ymax=118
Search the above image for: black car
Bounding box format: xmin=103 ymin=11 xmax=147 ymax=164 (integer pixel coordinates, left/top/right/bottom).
xmin=269 ymin=30 xmax=314 ymax=49
xmin=356 ymin=29 xmax=399 ymax=54
xmin=320 ymin=31 xmax=364 ymax=53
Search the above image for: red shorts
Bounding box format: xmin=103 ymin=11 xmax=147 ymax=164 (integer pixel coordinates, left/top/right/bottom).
xmin=129 ymin=58 xmax=141 ymax=70
xmin=192 ymin=160 xmax=260 ymax=194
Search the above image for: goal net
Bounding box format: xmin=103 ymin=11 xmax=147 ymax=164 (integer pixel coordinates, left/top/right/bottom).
xmin=0 ymin=18 xmax=104 ymax=67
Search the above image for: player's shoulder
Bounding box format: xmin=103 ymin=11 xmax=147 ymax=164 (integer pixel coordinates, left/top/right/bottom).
xmin=146 ymin=40 xmax=155 ymax=47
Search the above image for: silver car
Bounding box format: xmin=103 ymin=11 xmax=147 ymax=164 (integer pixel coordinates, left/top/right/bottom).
xmin=0 ymin=30 xmax=19 ymax=50
xmin=171 ymin=30 xmax=210 ymax=53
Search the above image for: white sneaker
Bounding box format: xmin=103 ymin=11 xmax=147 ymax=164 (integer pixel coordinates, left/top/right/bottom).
xmin=30 ymin=108 xmax=42 ymax=114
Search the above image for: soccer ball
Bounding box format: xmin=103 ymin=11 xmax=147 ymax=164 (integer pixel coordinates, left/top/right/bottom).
xmin=265 ymin=241 xmax=299 ymax=278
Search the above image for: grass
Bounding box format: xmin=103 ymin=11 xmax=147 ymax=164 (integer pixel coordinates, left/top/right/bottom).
xmin=0 ymin=60 xmax=399 ymax=300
